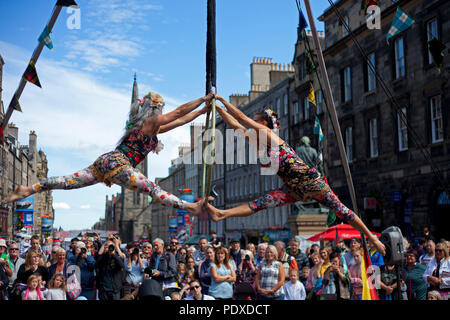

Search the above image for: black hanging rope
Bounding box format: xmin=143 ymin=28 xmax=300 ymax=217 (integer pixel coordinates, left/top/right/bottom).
xmin=206 ymin=0 xmax=216 ymax=94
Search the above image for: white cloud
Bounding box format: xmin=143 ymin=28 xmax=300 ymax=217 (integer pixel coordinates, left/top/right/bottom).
xmin=80 ymin=204 xmax=91 ymax=209
xmin=53 ymin=202 xmax=71 ymax=209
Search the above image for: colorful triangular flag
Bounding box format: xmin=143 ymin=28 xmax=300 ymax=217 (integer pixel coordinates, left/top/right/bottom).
xmin=22 ymin=60 xmax=42 ymax=88
xmin=56 ymin=0 xmax=79 ymax=8
xmin=299 ymin=10 xmax=308 ymax=33
xmin=308 ymin=83 xmax=316 ymax=105
xmin=38 ymin=25 xmax=54 ymax=51
xmin=386 ymin=7 xmax=415 ymax=44
xmin=11 ymin=95 xmax=22 ymax=112
xmin=428 ymin=38 xmax=447 ymax=72
xmin=313 ymin=115 xmax=324 ymax=144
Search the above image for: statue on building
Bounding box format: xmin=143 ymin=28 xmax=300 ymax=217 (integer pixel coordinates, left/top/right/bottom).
xmin=295 ymin=136 xmax=323 ymax=175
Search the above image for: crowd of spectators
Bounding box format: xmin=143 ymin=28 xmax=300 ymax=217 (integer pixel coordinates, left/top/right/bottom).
xmin=0 ymin=228 xmax=448 ymax=301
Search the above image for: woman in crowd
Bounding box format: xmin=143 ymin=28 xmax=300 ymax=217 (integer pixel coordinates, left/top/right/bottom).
xmin=178 ymin=270 xmax=196 ymax=299
xmin=48 ymin=248 xmax=72 ymax=282
xmin=203 ymin=95 xmax=386 ymax=256
xmin=17 ymin=251 xmax=49 ymax=286
xmin=246 ymin=243 xmax=256 ymax=258
xmin=209 ymin=247 xmax=235 ymax=300
xmin=237 ymin=250 xmax=257 ymax=285
xmin=199 ymin=246 xmax=214 ymax=295
xmin=255 ymin=245 xmax=285 ymax=300
xmin=404 ymin=249 xmax=427 ymax=300
xmin=423 ymin=242 xmax=450 ymax=300
xmin=186 ymin=256 xmax=197 ymax=278
xmin=45 ymin=246 xmax=59 ymax=268
xmin=321 ymin=251 xmax=350 ymax=300
xmin=125 ymin=244 xmax=147 ymax=294
xmin=319 ymin=247 xmax=331 ymax=277
xmin=305 ymin=252 xmax=323 ymax=299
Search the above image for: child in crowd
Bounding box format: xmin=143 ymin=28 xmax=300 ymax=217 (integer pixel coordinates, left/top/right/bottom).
xmin=22 ymin=275 xmax=45 ymax=300
xmin=427 ymin=290 xmax=443 ymax=300
xmin=284 ymin=269 xmax=306 ymax=300
xmin=300 ymin=266 xmax=310 ymax=290
xmin=170 ymin=291 xmax=182 ymax=300
xmin=45 ymin=274 xmax=67 ymax=300
xmin=348 ymin=248 xmax=363 ymax=300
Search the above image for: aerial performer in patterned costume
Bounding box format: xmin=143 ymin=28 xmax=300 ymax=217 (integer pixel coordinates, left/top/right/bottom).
xmin=2 ymin=92 xmax=215 ymax=216
xmin=204 ymin=94 xmax=386 ymax=255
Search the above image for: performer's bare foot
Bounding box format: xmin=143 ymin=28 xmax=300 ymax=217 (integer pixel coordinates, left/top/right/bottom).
xmin=185 ymin=197 xmax=213 ymax=217
xmin=204 ymin=201 xmax=225 ymax=222
xmin=2 ymin=185 xmax=34 ymax=204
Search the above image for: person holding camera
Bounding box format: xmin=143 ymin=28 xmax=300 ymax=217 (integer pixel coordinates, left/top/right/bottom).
xmin=67 ymin=241 xmax=96 ymax=300
xmin=125 ymin=244 xmax=147 ymax=295
xmin=96 ymin=239 xmax=125 ymax=300
xmin=144 ymin=238 xmax=178 ymax=297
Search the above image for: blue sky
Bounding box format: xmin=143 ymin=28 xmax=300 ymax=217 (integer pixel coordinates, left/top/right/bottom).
xmin=0 ymin=0 xmax=329 ymax=230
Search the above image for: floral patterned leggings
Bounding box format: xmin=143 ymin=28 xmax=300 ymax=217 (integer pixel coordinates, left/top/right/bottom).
xmin=31 ymin=166 xmax=186 ymax=209
xmin=248 ymin=186 xmax=355 ymax=222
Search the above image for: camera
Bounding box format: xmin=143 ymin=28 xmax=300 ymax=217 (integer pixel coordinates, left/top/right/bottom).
xmin=132 ymin=247 xmax=139 ymax=255
xmin=108 ymin=244 xmax=115 ymax=252
xmin=80 ymin=247 xmax=87 ymax=254
xmin=150 ymin=269 xmax=158 ymax=276
xmin=244 ymin=254 xmax=251 ymax=260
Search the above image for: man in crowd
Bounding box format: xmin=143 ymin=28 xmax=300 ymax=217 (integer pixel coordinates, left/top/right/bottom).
xmin=183 ymin=279 xmax=215 ymax=300
xmin=274 ymin=241 xmax=298 ymax=280
xmin=141 ymin=242 xmax=152 ymax=264
xmin=193 ymin=237 xmax=209 ymax=267
xmin=229 ymin=240 xmax=242 ymax=272
xmin=20 ymin=235 xmax=47 ymax=262
xmin=144 ymin=238 xmax=178 ymax=297
xmin=68 ymin=241 xmax=96 ymax=300
xmin=286 ymin=238 xmax=310 ymax=270
xmin=96 ymin=238 xmax=125 ymax=300
xmin=255 ymin=243 xmax=268 ymax=267
xmin=6 ymin=242 xmax=24 ymax=290
xmin=198 ymin=245 xmax=214 ymax=295
xmin=368 ymin=237 xmax=384 ymax=268
xmin=344 ymin=238 xmax=361 ymax=267
xmin=419 ymin=239 xmax=435 ymax=266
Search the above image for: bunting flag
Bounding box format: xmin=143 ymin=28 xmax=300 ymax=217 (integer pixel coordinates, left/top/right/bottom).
xmin=308 ymin=83 xmax=316 ymax=105
xmin=11 ymin=95 xmax=22 ymax=112
xmin=314 ymin=115 xmax=324 ymax=144
xmin=428 ymin=38 xmax=447 ymax=72
xmin=326 ymin=210 xmax=336 ymax=227
xmin=38 ymin=25 xmax=54 ymax=51
xmin=299 ymin=10 xmax=308 ymax=33
xmin=22 ymin=60 xmax=42 ymax=88
xmin=361 ymin=246 xmax=380 ymax=300
xmin=305 ymin=49 xmax=316 ymax=75
xmin=386 ymin=7 xmax=415 ymax=44
xmin=56 ymin=0 xmax=79 ymax=8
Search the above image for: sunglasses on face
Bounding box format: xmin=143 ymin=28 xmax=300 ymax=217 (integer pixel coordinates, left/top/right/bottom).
xmin=435 ymin=249 xmax=444 ymax=253
xmin=190 ymin=285 xmax=200 ymax=291
xmin=9 ymin=248 xmax=19 ymax=251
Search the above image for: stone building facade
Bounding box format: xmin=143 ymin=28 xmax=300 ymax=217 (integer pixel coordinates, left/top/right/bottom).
xmin=319 ymin=0 xmax=450 ymax=239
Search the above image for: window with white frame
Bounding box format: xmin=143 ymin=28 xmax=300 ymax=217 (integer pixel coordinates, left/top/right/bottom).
xmin=294 ymin=102 xmax=299 ymax=124
xmin=304 ymin=96 xmax=310 ymax=120
xmin=395 ymin=38 xmax=405 ymax=79
xmin=284 ymin=94 xmax=288 ymax=115
xmin=427 ymin=18 xmax=439 ymax=65
xmin=430 ymin=95 xmax=443 ymax=143
xmin=345 ymin=126 xmax=353 ymax=163
xmin=369 ymin=118 xmax=378 ymax=158
xmin=316 ymin=90 xmax=323 ymax=114
xmin=344 ymin=67 xmax=352 ymax=102
xmin=367 ymin=52 xmax=376 ymax=91
xmin=397 ymin=107 xmax=408 ymax=151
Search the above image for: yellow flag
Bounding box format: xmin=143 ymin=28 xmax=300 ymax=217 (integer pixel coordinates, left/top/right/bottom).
xmin=308 ymin=83 xmax=316 ymax=105
xmin=360 ymin=254 xmax=371 ymax=300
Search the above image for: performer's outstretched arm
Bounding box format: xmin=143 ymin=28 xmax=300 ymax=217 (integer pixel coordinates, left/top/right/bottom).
xmin=157 ymin=93 xmax=214 ymax=127
xmin=159 ymin=105 xmax=210 ymax=134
